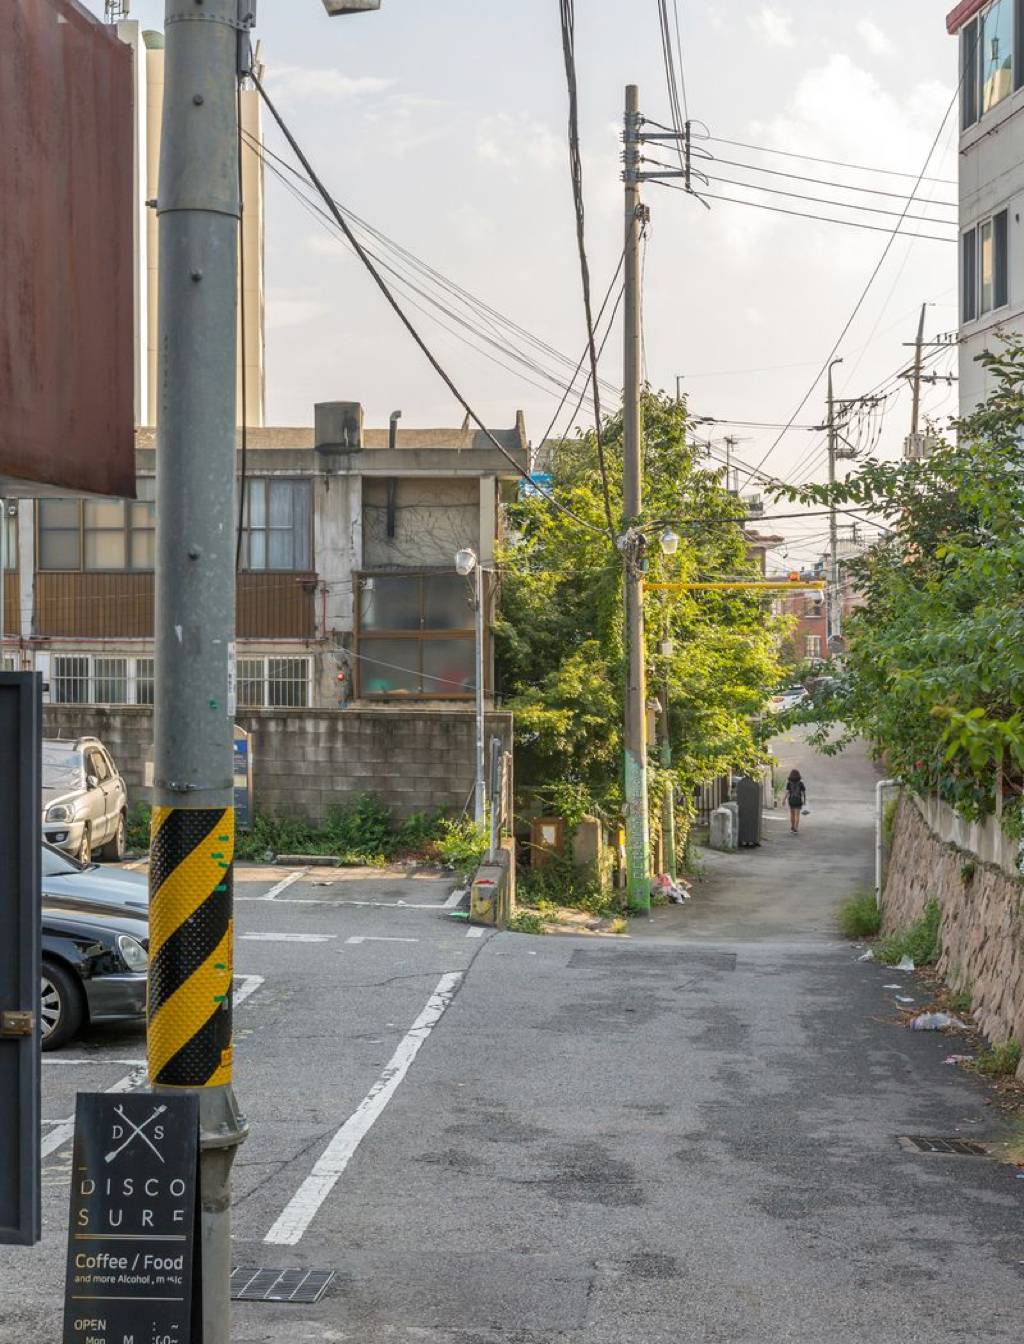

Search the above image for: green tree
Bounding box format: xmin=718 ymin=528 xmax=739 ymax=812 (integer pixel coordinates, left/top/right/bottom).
xmin=495 ymin=391 xmax=783 ymax=828
xmin=791 ymin=340 xmax=1024 ymax=831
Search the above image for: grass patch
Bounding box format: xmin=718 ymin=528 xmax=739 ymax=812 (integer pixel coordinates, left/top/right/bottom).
xmin=876 ymin=899 xmax=942 ymax=967
xmin=947 ymin=986 xmax=974 ymax=1015
xmin=517 ymin=856 xmax=616 ymax=918
xmin=606 ymin=916 xmax=628 ymax=935
xmin=970 ymin=1040 xmax=1022 ymax=1078
xmin=508 ymin=909 xmax=546 ymax=935
xmin=882 ymin=797 xmax=899 ymax=846
xmin=838 ymin=889 xmax=881 ymax=939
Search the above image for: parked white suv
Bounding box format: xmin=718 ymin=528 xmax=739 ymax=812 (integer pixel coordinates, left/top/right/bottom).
xmin=41 ymin=737 xmax=128 ymax=863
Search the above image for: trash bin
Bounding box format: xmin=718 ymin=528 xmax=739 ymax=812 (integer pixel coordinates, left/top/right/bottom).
xmin=735 ymin=774 xmax=762 ymax=848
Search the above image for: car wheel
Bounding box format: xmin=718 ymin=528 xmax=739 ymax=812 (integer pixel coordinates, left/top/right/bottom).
xmin=40 ymin=959 xmax=85 ymax=1052
xmin=100 ymin=812 xmax=127 ymax=862
xmin=78 ymin=827 xmax=92 ymax=865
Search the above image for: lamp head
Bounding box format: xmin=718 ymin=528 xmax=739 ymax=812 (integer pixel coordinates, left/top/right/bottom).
xmin=659 ymin=528 xmax=680 ymax=557
xmin=455 ymin=548 xmax=478 ymax=577
xmin=322 ymin=0 xmax=381 ymax=12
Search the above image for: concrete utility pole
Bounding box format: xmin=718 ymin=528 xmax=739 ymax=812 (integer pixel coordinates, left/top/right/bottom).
xmin=621 ymin=84 xmax=651 ymax=911
xmin=909 ymin=301 xmax=927 ymax=438
xmin=826 ymin=358 xmax=843 ymax=647
xmin=149 ymin=3 xmax=254 ymax=1341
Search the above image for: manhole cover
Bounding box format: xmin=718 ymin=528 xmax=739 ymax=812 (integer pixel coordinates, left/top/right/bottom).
xmin=898 ymin=1135 xmax=989 ymax=1157
xmin=230 ymin=1268 xmax=335 ymax=1304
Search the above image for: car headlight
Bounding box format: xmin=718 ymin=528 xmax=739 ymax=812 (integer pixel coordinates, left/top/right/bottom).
xmin=46 ymin=803 xmax=75 ymax=823
xmin=116 ymin=935 xmax=149 ymax=972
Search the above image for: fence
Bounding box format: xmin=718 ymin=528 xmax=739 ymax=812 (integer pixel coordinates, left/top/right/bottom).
xmin=695 ymin=774 xmax=731 ymax=827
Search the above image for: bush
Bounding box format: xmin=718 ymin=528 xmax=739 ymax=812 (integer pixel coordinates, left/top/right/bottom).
xmin=508 ymin=909 xmax=546 ymax=935
xmin=234 ymin=795 xmax=458 ymax=867
xmin=877 ymin=899 xmax=941 ymax=966
xmin=518 ymin=855 xmax=614 ymax=917
xmin=125 ymin=803 xmax=152 ymax=853
xmin=971 ymin=1040 xmax=1022 ymax=1078
xmin=838 ymin=889 xmax=881 ymax=939
xmin=430 ymin=818 xmax=487 ymax=875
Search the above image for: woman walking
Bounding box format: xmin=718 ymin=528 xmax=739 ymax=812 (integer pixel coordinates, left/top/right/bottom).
xmin=786 ymin=769 xmax=807 ymax=834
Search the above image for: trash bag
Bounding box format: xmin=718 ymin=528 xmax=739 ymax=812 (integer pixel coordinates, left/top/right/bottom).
xmin=908 ymin=1011 xmax=969 ymax=1032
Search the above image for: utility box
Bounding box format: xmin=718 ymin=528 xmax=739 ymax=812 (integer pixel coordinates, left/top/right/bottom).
xmin=0 ymin=674 xmax=42 ymax=1245
xmin=735 ymin=775 xmax=763 ymax=848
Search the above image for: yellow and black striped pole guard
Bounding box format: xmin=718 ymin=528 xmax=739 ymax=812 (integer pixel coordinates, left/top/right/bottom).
xmin=148 ymin=807 xmax=235 ymax=1089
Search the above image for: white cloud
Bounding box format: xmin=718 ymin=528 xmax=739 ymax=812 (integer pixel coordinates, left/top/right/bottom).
xmin=475 ymin=113 xmax=562 ymax=177
xmin=857 ymin=18 xmax=894 ymax=58
xmin=267 ymin=295 xmax=330 ymax=330
xmin=272 ymin=65 xmax=395 ymax=102
xmin=749 ymin=6 xmax=795 ymax=48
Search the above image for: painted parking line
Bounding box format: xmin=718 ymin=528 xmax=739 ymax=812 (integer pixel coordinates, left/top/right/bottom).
xmin=41 ymin=1064 xmax=148 ymax=1159
xmin=234 ymin=973 xmax=265 ymax=1008
xmin=264 ymin=971 xmax=463 ymax=1246
xmin=345 ymin=936 xmax=418 ymax=946
xmin=241 ymin=932 xmax=336 ymax=944
xmin=465 ymin=928 xmax=485 ymax=939
xmin=254 ymin=871 xmax=305 ymax=902
xmin=443 ymin=887 xmax=468 ymax=909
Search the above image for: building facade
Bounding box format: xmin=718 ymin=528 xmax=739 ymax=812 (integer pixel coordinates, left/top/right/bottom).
xmin=948 ymin=0 xmax=1024 ymax=410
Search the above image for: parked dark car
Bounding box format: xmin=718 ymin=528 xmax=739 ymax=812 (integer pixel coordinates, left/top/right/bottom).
xmin=42 ymin=736 xmax=129 ymax=863
xmin=41 ymin=843 xmax=148 ymax=1050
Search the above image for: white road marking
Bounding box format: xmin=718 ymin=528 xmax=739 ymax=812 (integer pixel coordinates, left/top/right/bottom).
xmin=443 ymin=887 xmax=468 ymax=908
xmin=465 ymin=928 xmax=485 ymax=939
xmin=41 ymin=1065 xmax=148 ymax=1159
xmin=241 ymin=932 xmax=335 ymax=944
xmin=264 ymin=971 xmax=463 ymax=1246
xmin=44 ymin=1058 xmax=146 ymax=1067
xmin=123 ymin=858 xmax=148 ymax=871
xmin=236 ymin=897 xmax=450 ymax=910
xmin=257 ymin=871 xmax=305 ymax=902
xmin=234 ymin=974 xmax=265 ymax=1008
xmin=345 ymin=936 xmax=419 ymax=946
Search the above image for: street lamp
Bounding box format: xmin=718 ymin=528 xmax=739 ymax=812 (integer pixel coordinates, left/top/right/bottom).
xmin=455 ymin=548 xmax=486 ymax=827
xmin=321 ymin=0 xmax=381 ymax=12
xmin=660 ymin=528 xmax=680 ymax=556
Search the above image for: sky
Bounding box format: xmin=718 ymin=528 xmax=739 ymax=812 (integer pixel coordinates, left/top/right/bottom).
xmin=83 ymin=1 xmax=960 ymax=566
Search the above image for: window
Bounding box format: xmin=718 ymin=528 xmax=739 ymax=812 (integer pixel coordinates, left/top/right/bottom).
xmin=963 ymin=4 xmax=1018 ymax=128
xmin=1 ymin=507 xmax=16 ymax=569
xmin=38 ymin=485 xmax=156 ymax=572
xmin=805 ymin=635 xmax=822 ymax=660
xmin=50 ymin=654 xmax=155 ymax=705
xmin=962 ymin=210 xmax=1008 ymax=320
xmin=356 ymin=572 xmax=477 ymax=698
xmin=235 ymin=656 xmax=310 ymax=708
xmin=240 ymin=480 xmax=312 ymax=572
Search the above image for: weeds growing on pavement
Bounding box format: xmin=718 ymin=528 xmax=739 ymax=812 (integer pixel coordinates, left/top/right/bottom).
xmin=877 ymin=900 xmax=942 ymax=966
xmin=126 ymin=803 xmax=152 ymax=853
xmin=508 ymin=909 xmax=546 ymax=935
xmin=970 ymin=1040 xmax=1022 ymax=1078
xmin=431 ymin=818 xmax=488 ymax=876
xmin=838 ymin=889 xmax=882 ymax=939
xmin=517 ymin=856 xmax=616 ymax=918
xmin=947 ymin=986 xmax=974 ymax=1015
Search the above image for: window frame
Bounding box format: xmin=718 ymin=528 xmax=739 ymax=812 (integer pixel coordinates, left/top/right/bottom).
xmin=963 ymin=4 xmax=1019 ymax=129
xmin=805 ymin=635 xmax=822 ymax=660
xmin=239 ymin=478 xmax=314 ymax=574
xmin=49 ymin=654 xmax=157 ymax=706
xmin=37 ymin=491 xmax=156 ymax=574
xmin=234 ymin=655 xmax=312 ymax=709
xmin=962 ymin=207 xmax=1009 ymax=321
xmin=355 ymin=570 xmax=479 ymax=701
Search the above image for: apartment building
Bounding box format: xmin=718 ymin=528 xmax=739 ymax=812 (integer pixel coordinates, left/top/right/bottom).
xmin=948 ymin=0 xmax=1024 ymax=409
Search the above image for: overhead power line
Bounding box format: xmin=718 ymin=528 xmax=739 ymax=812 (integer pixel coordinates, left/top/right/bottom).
xmin=706 ymin=154 xmax=958 ymax=210
xmin=702 ymin=135 xmax=956 ymax=186
xmin=248 ymin=71 xmax=608 ymax=541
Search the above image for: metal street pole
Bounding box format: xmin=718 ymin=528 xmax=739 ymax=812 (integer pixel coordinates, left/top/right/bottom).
xmin=826 ymin=358 xmax=843 ymax=647
xmin=474 ymin=563 xmax=486 ymax=827
xmin=622 ymin=84 xmax=650 ymax=912
xmin=150 ymin=4 xmax=253 ymax=1340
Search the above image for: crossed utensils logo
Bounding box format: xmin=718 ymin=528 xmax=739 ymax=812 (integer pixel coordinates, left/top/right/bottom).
xmin=104 ymin=1104 xmax=168 ymax=1165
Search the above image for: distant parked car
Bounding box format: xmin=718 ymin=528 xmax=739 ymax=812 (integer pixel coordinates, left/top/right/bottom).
xmin=42 ymin=737 xmax=128 ymax=863
xmin=768 ymin=686 xmax=808 ymax=714
xmin=40 ymin=844 xmax=148 ymax=1050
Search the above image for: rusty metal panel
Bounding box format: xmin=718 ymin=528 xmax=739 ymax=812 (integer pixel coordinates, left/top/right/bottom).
xmin=238 ymin=574 xmax=317 ymax=639
xmin=0 ymin=1 xmax=135 ymax=499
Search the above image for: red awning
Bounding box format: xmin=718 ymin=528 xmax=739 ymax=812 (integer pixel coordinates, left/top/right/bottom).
xmin=946 ymin=0 xmax=987 ymax=35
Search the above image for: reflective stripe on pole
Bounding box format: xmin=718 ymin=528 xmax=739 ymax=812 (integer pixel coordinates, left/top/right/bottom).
xmin=148 ymin=807 xmax=235 ymax=1088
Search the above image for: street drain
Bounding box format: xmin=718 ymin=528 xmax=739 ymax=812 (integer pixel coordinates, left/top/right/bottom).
xmin=898 ymin=1135 xmax=989 ymax=1157
xmin=230 ymin=1268 xmax=335 ymax=1304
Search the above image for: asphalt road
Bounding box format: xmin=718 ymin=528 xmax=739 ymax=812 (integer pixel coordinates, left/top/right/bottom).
xmin=2 ymin=733 xmax=1021 ymax=1342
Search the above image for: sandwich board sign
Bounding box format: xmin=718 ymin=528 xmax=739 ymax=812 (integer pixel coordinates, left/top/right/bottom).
xmin=63 ymin=1092 xmax=201 ymax=1344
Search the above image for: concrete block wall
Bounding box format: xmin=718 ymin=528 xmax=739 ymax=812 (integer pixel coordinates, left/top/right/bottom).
xmin=43 ymin=705 xmax=513 ymax=821
xmin=884 ymin=793 xmax=1024 ymax=1076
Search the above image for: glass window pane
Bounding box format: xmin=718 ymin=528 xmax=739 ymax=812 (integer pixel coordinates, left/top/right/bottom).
xmin=983 ymin=2 xmax=1013 ymax=112
xmin=422 ymin=638 xmax=475 ymax=696
xmin=238 ymin=658 xmax=264 ymax=707
xmin=247 ymin=481 xmax=266 ymax=527
xmin=980 ymin=218 xmax=994 ymax=312
xmin=84 ymin=531 xmax=127 ymax=569
xmin=963 ymin=19 xmax=979 ymax=129
xmin=963 ymin=228 xmax=978 ymax=321
xmin=135 ymin=658 xmax=154 ymax=705
xmin=84 ymin=499 xmax=126 ymax=529
xmin=248 ymin=531 xmax=266 ymax=570
xmin=359 ymin=576 xmax=421 ymax=631
xmin=130 ymin=530 xmax=155 ymax=570
xmin=93 ymin=658 xmax=128 ymax=704
xmin=269 ymin=481 xmax=294 ymax=527
xmin=292 ymin=482 xmax=311 ymax=570
xmin=40 ymin=499 xmax=80 ymax=530
xmin=268 ymin=530 xmax=292 ymax=570
xmin=994 ymin=209 xmax=1008 ymax=307
xmin=40 ymin=530 xmax=81 ymax=570
xmin=136 ymin=477 xmax=156 ymax=503
xmin=423 ymin=574 xmax=474 ymax=630
xmin=130 ymin=500 xmax=155 ymax=527
xmin=53 ymin=656 xmax=90 ymax=704
xmin=267 ymin=657 xmax=309 ymax=708
xmin=358 ymin=638 xmax=421 ymax=695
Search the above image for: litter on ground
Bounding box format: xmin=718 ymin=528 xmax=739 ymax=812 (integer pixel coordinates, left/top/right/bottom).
xmin=858 ymin=950 xmax=875 ymax=962
xmin=908 ymin=1012 xmax=969 ymax=1032
xmin=895 ymin=955 xmax=915 ymax=971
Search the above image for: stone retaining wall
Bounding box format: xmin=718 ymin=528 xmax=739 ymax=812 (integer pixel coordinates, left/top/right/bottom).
xmin=884 ymin=793 xmax=1024 ymax=1073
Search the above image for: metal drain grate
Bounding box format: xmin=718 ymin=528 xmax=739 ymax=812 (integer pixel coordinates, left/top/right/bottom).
xmin=230 ymin=1268 xmax=335 ymax=1304
xmin=899 ymin=1135 xmax=988 ymax=1157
